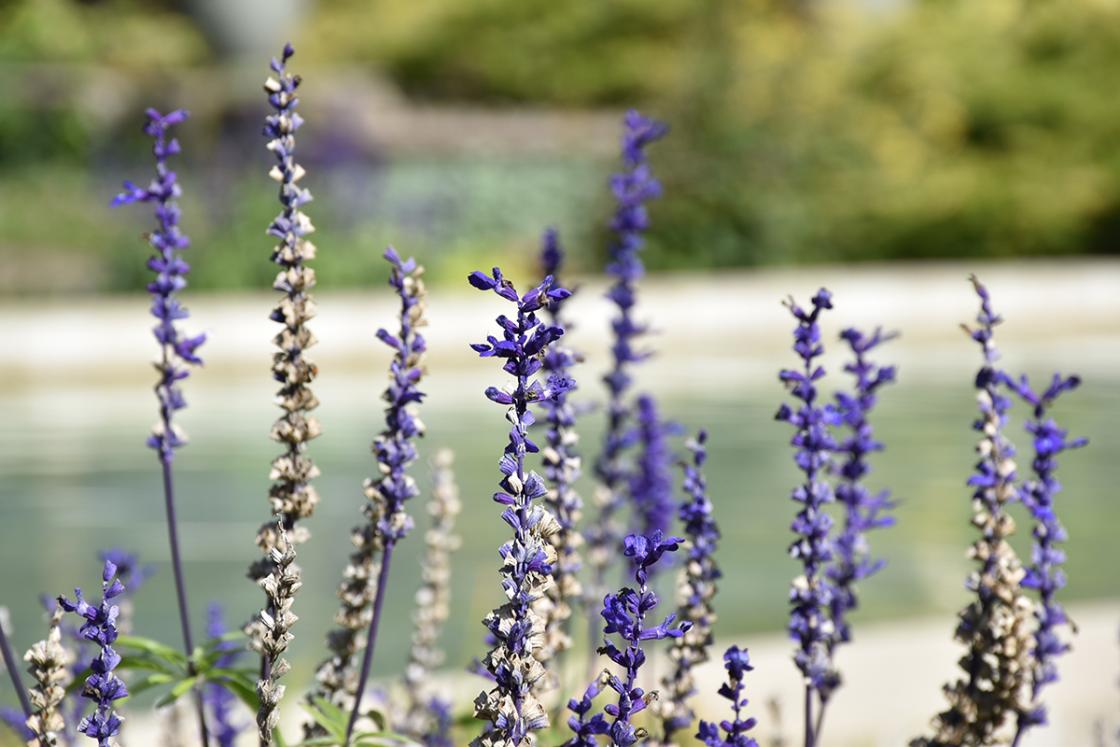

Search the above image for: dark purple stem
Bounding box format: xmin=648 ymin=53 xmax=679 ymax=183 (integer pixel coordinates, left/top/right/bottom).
xmin=345 ymin=540 xmax=396 ymax=744
xmin=804 ymin=686 xmax=814 ymax=747
xmin=0 ymin=614 xmax=30 ymax=719
xmin=160 ymin=457 xmax=210 ymax=747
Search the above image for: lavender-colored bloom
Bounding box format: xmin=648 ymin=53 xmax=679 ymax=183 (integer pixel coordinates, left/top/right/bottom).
xmin=422 ymin=696 xmax=453 ymax=747
xmin=468 ymin=266 xmax=571 ymax=745
xmin=1006 ymin=373 xmax=1086 ymax=743
xmin=659 ymin=430 xmax=722 ymax=741
xmin=588 ymin=111 xmax=668 ymax=623
xmin=564 ymin=678 xmax=610 ymax=747
xmin=925 ymin=277 xmax=1034 ymax=746
xmin=629 ymin=395 xmax=679 ymax=549
xmin=97 ymin=550 xmax=154 ymax=595
xmin=204 ymin=604 xmax=245 ymax=747
xmin=775 ymin=289 xmax=839 ymax=715
xmin=57 ymin=561 xmax=128 ymax=747
xmin=696 ymin=646 xmax=760 ymax=747
xmin=825 ymin=328 xmax=897 ymax=665
xmin=537 ymin=228 xmax=586 ymax=664
xmin=590 ymin=532 xmax=689 ymax=747
xmin=113 ymin=107 xmax=205 ymax=460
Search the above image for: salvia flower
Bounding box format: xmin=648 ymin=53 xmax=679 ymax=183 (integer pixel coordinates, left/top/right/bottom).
xmin=588 ymin=110 xmax=668 ymax=622
xmin=22 ymin=605 xmax=71 ymax=746
xmin=255 ymin=41 xmax=321 ymax=564
xmin=825 ymin=328 xmax=897 ymax=675
xmin=537 ymin=228 xmax=586 ymax=669
xmin=925 ymin=277 xmax=1033 ymax=746
xmin=696 ymin=646 xmax=760 ymax=747
xmin=97 ymin=549 xmax=153 ymax=636
xmin=422 ymin=696 xmax=454 ymax=747
xmin=775 ymin=289 xmax=839 ymax=709
xmin=468 ymin=266 xmax=570 ymax=746
xmin=313 ymin=247 xmax=428 ymax=719
xmin=57 ymin=561 xmax=128 ymax=747
xmin=1006 ymin=373 xmax=1086 ymax=743
xmin=400 ymin=450 xmax=462 ymax=742
xmin=204 ymin=604 xmax=245 ymax=747
xmin=112 ymin=107 xmax=205 ymax=461
xmin=563 ymin=676 xmax=611 ymax=747
xmin=590 ymin=531 xmax=689 ymax=747
xmin=659 ymin=430 xmax=722 ymax=742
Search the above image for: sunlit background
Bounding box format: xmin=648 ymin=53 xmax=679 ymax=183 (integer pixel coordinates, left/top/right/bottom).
xmin=1 ymin=1 xmax=1118 ymax=745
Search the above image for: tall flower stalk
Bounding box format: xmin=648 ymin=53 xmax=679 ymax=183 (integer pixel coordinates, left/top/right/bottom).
xmin=330 ymin=247 xmax=430 ymax=743
xmin=696 ymin=646 xmax=760 ymax=747
xmin=775 ymin=289 xmax=838 ymax=747
xmin=588 ymin=110 xmax=668 ymax=676
xmin=538 ymin=228 xmax=585 ymax=677
xmin=57 ymin=561 xmax=128 ymax=747
xmin=659 ymin=430 xmax=721 ymax=743
xmin=923 ymin=277 xmax=1033 ymax=746
xmin=581 ymin=532 xmax=689 ymax=747
xmin=255 ymin=523 xmax=300 ymax=746
xmin=112 ymin=106 xmax=208 ymax=747
xmin=629 ymin=395 xmax=678 ymax=561
xmin=400 ymin=450 xmax=462 ymax=744
xmin=1007 ymin=373 xmax=1086 ymax=746
xmin=468 ymin=266 xmax=570 ymax=745
xmin=0 ymin=611 xmax=31 ymax=725
xmin=817 ymin=327 xmax=897 ymax=731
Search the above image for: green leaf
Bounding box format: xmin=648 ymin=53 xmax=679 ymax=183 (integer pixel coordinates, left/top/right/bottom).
xmin=153 ymin=675 xmax=201 ymax=709
xmin=115 ymin=635 xmax=187 ymax=666
xmin=125 ymin=672 xmax=177 ymax=698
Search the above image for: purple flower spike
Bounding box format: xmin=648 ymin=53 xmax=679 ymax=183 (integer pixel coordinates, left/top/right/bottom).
xmin=576 ymin=531 xmax=688 ymax=747
xmin=697 ymin=646 xmax=760 ymax=747
xmin=628 ymin=395 xmax=680 ymax=564
xmin=113 ymin=108 xmax=203 ymax=461
xmin=659 ymin=429 xmax=722 ymax=740
xmin=1006 ymin=372 xmax=1086 ymax=743
xmin=589 ymin=110 xmax=668 ymax=665
xmin=469 ymin=267 xmax=570 ymax=745
xmin=824 ymin=327 xmax=898 ymax=683
xmin=57 ymin=562 xmax=128 ymax=747
xmin=776 ymin=289 xmax=839 ymax=720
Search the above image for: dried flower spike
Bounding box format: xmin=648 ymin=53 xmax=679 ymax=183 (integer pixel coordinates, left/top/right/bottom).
xmin=588 ymin=111 xmax=668 ymax=644
xmin=255 ymin=41 xmax=321 ymax=563
xmin=468 ymin=266 xmax=571 ymax=745
xmin=696 ymin=646 xmax=760 ymax=747
xmin=658 ymin=430 xmax=721 ymax=743
xmin=57 ymin=561 xmax=129 ymax=747
xmin=775 ymin=288 xmax=839 ymax=747
xmin=400 ymin=450 xmax=462 ymax=744
xmin=24 ymin=606 xmax=72 ymax=746
xmin=255 ymin=523 xmax=301 ymax=746
xmin=922 ymin=277 xmax=1034 ymax=746
xmin=537 ymin=228 xmax=585 ymax=678
xmin=1006 ymin=373 xmax=1086 ymax=745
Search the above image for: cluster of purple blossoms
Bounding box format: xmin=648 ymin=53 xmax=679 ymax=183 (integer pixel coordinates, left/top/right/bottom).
xmin=204 ymin=604 xmax=245 ymax=747
xmin=826 ymin=328 xmax=897 ymax=662
xmin=775 ymin=289 xmax=839 ymax=708
xmin=589 ymin=111 xmax=669 ymax=606
xmin=660 ymin=430 xmax=722 ymax=741
xmin=57 ymin=561 xmax=128 ymax=747
xmin=537 ymin=228 xmax=586 ymax=662
xmin=113 ymin=108 xmax=206 ymax=461
xmin=468 ymin=266 xmax=570 ymax=745
xmin=1007 ymin=372 xmax=1085 ymax=742
xmin=575 ymin=532 xmax=689 ymax=747
xmin=697 ymin=646 xmax=760 ymax=747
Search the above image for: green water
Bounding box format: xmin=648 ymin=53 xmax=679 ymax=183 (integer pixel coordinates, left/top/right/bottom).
xmin=1 ymin=376 xmax=1118 ymax=699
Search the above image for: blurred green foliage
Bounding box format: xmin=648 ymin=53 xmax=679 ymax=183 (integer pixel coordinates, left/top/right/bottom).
xmin=0 ymin=0 xmax=1118 ymax=293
